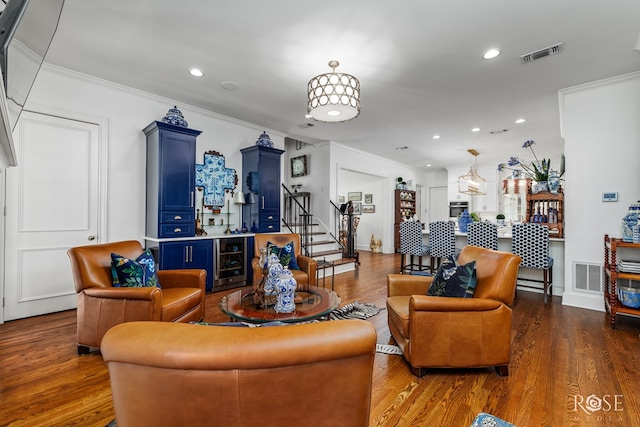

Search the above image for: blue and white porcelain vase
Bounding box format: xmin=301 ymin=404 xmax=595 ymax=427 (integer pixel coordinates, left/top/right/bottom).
xmin=274 ymin=268 xmax=297 ymax=313
xmin=255 ymin=131 xmax=274 ymax=148
xmin=458 ymin=209 xmax=473 ymax=233
xmin=622 ymin=202 xmax=640 ymax=242
xmin=161 ymin=106 xmax=188 ymax=127
xmin=264 ymin=254 xmax=282 ymax=296
xmin=531 ymin=181 xmax=549 ymax=194
xmin=548 ymin=170 xmax=560 ymax=194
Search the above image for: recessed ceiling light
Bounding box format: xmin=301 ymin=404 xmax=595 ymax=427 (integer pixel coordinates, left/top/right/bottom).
xmin=515 ymin=118 xmax=526 ymax=124
xmin=433 ymin=135 xmax=440 ymax=140
xmin=426 ymin=164 xmax=432 ymax=167
xmin=483 ymin=48 xmax=501 ymax=60
xmin=189 ymin=68 xmax=204 ymax=77
xmin=471 ymin=127 xmax=480 ymax=132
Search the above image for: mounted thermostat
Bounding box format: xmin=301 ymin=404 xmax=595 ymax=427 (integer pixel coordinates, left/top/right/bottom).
xmin=602 ymin=192 xmax=618 ymax=202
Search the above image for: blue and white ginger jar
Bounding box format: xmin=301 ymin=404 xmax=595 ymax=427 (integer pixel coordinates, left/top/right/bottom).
xmin=274 ymin=268 xmax=297 ymax=313
xmin=255 ymin=131 xmax=274 ymax=148
xmin=264 ymin=254 xmax=282 ymax=296
xmin=161 ymin=106 xmax=188 ymax=127
xmin=458 ymin=209 xmax=473 ymax=233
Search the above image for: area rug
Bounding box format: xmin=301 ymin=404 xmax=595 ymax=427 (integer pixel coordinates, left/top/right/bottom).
xmin=326 ymin=300 xmax=384 ymax=321
xmin=376 ymin=344 xmax=403 ymax=355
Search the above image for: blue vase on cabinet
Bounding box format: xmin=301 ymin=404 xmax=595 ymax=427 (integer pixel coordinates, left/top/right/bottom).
xmin=458 ymin=210 xmax=473 ymax=233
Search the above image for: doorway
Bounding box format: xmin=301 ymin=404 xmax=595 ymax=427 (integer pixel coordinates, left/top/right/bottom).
xmin=3 ymin=110 xmax=106 ymax=321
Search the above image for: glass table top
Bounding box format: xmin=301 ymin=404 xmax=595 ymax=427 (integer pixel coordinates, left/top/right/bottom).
xmin=219 ymin=287 xmax=341 ymax=324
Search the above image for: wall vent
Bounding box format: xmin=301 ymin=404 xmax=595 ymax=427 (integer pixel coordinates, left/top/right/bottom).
xmin=521 ymin=43 xmax=563 ymax=64
xmin=573 ymin=262 xmax=603 ymax=293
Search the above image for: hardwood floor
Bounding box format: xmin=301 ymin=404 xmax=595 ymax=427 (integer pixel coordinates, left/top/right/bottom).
xmin=1 ymin=250 xmax=639 ymax=426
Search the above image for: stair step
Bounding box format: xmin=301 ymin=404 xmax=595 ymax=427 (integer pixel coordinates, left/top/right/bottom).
xmin=311 ymin=249 xmax=343 ymax=258
xmin=307 ymin=239 xmax=335 ymax=246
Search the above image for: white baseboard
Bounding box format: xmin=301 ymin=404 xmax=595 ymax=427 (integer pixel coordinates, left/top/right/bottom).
xmin=562 ymin=291 xmax=605 ymax=312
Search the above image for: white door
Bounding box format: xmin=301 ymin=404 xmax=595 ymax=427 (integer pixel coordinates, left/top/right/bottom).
xmin=3 ymin=111 xmax=102 ymax=321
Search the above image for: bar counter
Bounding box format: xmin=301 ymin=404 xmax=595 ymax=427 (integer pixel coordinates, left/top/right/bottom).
xmin=423 ymin=227 xmax=565 ymax=298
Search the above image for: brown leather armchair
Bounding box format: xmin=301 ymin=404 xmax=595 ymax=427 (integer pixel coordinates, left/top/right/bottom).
xmin=101 ymin=319 xmax=377 ymax=427
xmin=67 ymin=240 xmax=206 ymax=355
xmin=251 ymin=233 xmax=317 ymax=289
xmin=386 ymin=245 xmax=521 ymax=377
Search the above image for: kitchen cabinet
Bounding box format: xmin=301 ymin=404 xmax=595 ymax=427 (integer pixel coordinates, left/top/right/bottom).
xmin=604 ymin=235 xmax=640 ymax=328
xmin=447 ymin=168 xmax=470 ymax=202
xmin=155 ymin=239 xmax=214 ymax=292
xmin=472 ymin=168 xmax=498 ymax=212
xmin=143 ymin=121 xmax=201 ymax=238
xmin=241 ymin=145 xmax=284 ymax=233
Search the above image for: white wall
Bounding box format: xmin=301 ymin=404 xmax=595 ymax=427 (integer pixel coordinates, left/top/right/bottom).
xmin=329 ymin=142 xmax=427 ymax=253
xmin=26 ymin=64 xmax=285 ymax=243
xmin=559 ymin=72 xmax=640 ymax=311
xmin=283 ymin=139 xmax=331 ymax=227
xmin=338 ymin=169 xmax=385 ymax=251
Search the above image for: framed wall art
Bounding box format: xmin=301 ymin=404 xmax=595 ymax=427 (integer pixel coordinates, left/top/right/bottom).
xmin=352 ymin=202 xmax=362 ymax=214
xmin=362 ymin=204 xmax=375 ymax=213
xmin=364 ymin=194 xmax=372 ymax=203
xmin=348 ymin=192 xmax=362 ymax=202
xmin=291 ymin=155 xmax=308 ymax=177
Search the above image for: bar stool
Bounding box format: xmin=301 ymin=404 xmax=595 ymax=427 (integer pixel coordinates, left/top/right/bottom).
xmin=467 ymin=222 xmax=498 ymax=250
xmin=399 ymin=221 xmax=430 ymax=274
xmin=511 ymin=223 xmax=554 ymax=303
xmin=428 ymin=221 xmax=457 ymax=271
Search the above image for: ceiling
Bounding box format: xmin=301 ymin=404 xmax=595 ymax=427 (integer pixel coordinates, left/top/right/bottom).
xmin=43 ymin=0 xmax=640 ymax=170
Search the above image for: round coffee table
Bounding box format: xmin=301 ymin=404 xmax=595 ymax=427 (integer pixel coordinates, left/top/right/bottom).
xmin=219 ymin=287 xmax=341 ymax=324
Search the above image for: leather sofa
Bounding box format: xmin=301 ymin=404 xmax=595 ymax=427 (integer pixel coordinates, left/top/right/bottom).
xmin=386 ymin=245 xmax=521 ymax=377
xmin=101 ymin=319 xmax=377 ymax=427
xmin=67 ymin=240 xmax=206 ymax=354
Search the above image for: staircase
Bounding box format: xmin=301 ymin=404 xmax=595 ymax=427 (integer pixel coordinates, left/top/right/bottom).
xmin=281 ymin=185 xmax=358 ymax=279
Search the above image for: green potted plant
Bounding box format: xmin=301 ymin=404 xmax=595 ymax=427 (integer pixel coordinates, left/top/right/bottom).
xmin=496 ymin=213 xmax=505 ymax=226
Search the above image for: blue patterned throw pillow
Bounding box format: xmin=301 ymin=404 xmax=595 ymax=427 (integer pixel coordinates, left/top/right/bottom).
xmin=111 ymin=250 xmax=161 ymax=288
xmin=267 ymin=241 xmax=300 ymax=270
xmin=427 ymin=255 xmax=476 ymax=298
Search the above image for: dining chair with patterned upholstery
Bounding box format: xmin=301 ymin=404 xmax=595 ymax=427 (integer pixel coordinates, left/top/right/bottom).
xmin=467 ymin=222 xmax=498 ymax=251
xmin=399 ymin=221 xmax=430 ymax=274
xmin=428 ymin=221 xmax=458 ymax=271
xmin=511 ymin=222 xmax=553 ymax=303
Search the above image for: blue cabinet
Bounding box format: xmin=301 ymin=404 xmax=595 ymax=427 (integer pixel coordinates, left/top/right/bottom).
xmin=241 ymin=145 xmax=284 ymax=233
xmin=144 ymin=121 xmax=202 ymax=238
xmin=157 ymin=239 xmax=214 ymax=292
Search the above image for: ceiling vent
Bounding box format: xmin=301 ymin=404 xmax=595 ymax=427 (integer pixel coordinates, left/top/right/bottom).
xmin=298 ymin=123 xmax=314 ymax=128
xmin=490 ymin=129 xmax=509 ymax=135
xmin=520 ymin=43 xmax=563 ymax=64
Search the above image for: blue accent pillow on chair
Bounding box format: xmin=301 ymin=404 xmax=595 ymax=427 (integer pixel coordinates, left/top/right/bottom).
xmin=111 ymin=250 xmax=161 ymax=288
xmin=267 ymin=241 xmax=300 ymax=270
xmin=427 ymin=255 xmax=476 ymax=298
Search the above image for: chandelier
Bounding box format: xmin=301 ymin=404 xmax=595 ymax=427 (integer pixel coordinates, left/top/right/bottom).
xmin=458 ymin=149 xmax=487 ymax=195
xmin=307 ymin=60 xmax=360 ymax=122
